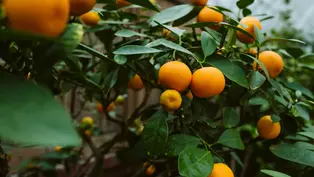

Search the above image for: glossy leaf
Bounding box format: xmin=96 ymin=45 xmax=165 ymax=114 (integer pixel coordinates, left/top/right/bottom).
xmin=261 ymin=169 xmax=291 ymax=177
xmin=0 ymin=75 xmax=81 ymax=146
xmin=178 ymin=148 xmax=213 ymax=177
xmin=291 ymin=103 xmax=310 ymax=120
xmin=271 ymin=114 xmax=281 ymax=123
xmin=283 ymin=81 xmax=314 ymax=99
xmin=223 ymin=107 xmax=240 ymax=128
xmin=113 ymin=45 xmax=161 ymax=55
xmin=146 ymin=39 xmax=196 ymax=57
xmin=114 ymin=55 xmax=128 ymax=65
xmin=166 ymin=134 xmax=200 ymax=156
xmin=125 ymin=0 xmax=159 ymax=11
xmin=236 ymin=0 xmax=254 ymax=9
xmin=217 ymin=129 xmax=245 ymax=150
xmin=115 ymin=29 xmax=147 ymax=38
xmin=297 ymin=132 xmax=314 ymax=140
xmin=201 ymin=31 xmax=217 ymax=58
xmin=254 ymin=25 xmax=264 ymax=44
xmin=270 ymin=144 xmax=314 ymax=167
xmin=249 ymin=71 xmax=266 ymax=90
xmin=248 ymin=97 xmax=270 ymax=112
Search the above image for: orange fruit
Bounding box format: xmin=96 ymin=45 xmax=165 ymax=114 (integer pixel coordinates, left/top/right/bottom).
xmin=146 ymin=165 xmax=156 ymax=176
xmin=85 ymin=129 xmax=93 ymax=137
xmin=160 ymin=90 xmax=182 ymax=111
xmin=55 ymin=146 xmax=62 ymax=152
xmin=208 ymin=163 xmax=234 ymax=177
xmin=116 ymin=0 xmax=131 ymax=7
xmin=257 ymin=115 xmax=281 ymax=140
xmin=80 ymin=11 xmax=100 ymax=26
xmin=253 ymin=51 xmax=284 ymax=78
xmin=3 ymin=0 xmax=69 ymax=37
xmin=190 ymin=67 xmax=225 ymax=98
xmin=186 ymin=90 xmax=193 ymax=99
xmin=191 ymin=0 xmax=208 ymax=6
xmin=70 ymin=0 xmax=96 ymax=16
xmin=82 ymin=116 xmax=94 ymax=125
xmin=248 ymin=48 xmax=257 ymax=55
xmin=158 ymin=61 xmax=192 ymax=92
xmin=236 ymin=16 xmax=262 ymax=44
xmin=128 ymin=74 xmax=144 ymax=91
xmin=197 ymin=6 xmax=224 ymax=30
xmin=96 ymin=102 xmax=115 ymax=112
xmin=106 ymin=103 xmax=116 ymax=112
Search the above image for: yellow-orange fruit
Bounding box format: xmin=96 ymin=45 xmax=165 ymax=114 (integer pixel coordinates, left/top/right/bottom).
xmin=208 ymin=163 xmax=234 ymax=177
xmin=197 ymin=6 xmax=224 ymax=30
xmin=160 ymin=90 xmax=182 ymax=111
xmin=253 ymin=51 xmax=284 ymax=78
xmin=70 ymin=0 xmax=96 ymax=16
xmin=116 ymin=0 xmax=131 ymax=7
xmin=257 ymin=115 xmax=281 ymax=140
xmin=82 ymin=116 xmax=94 ymax=125
xmin=85 ymin=129 xmax=93 ymax=137
xmin=190 ymin=0 xmax=208 ymax=6
xmin=236 ymin=16 xmax=262 ymax=43
xmin=158 ymin=61 xmax=192 ymax=92
xmin=186 ymin=90 xmax=193 ymax=99
xmin=128 ymin=74 xmax=144 ymax=91
xmin=146 ymin=165 xmax=156 ymax=176
xmin=80 ymin=11 xmax=100 ymax=26
xmin=96 ymin=102 xmax=115 ymax=112
xmin=3 ymin=0 xmax=69 ymax=37
xmin=190 ymin=67 xmax=225 ymax=98
xmin=106 ymin=103 xmax=116 ymax=112
xmin=55 ymin=146 xmax=62 ymax=152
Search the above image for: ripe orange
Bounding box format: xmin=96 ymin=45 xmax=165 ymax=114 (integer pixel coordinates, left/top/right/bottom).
xmin=128 ymin=74 xmax=144 ymax=91
xmin=208 ymin=163 xmax=234 ymax=177
xmin=197 ymin=6 xmax=224 ymax=30
xmin=146 ymin=165 xmax=156 ymax=176
xmin=186 ymin=90 xmax=193 ymax=99
xmin=160 ymin=90 xmax=182 ymax=111
xmin=3 ymin=0 xmax=69 ymax=37
xmin=116 ymin=0 xmax=131 ymax=7
xmin=253 ymin=51 xmax=284 ymax=78
xmin=236 ymin=16 xmax=262 ymax=43
xmin=80 ymin=11 xmax=100 ymax=26
xmin=96 ymin=102 xmax=115 ymax=112
xmin=84 ymin=129 xmax=93 ymax=137
xmin=191 ymin=0 xmax=208 ymax=6
xmin=158 ymin=61 xmax=192 ymax=92
xmin=257 ymin=115 xmax=281 ymax=140
xmin=190 ymin=67 xmax=225 ymax=98
xmin=106 ymin=103 xmax=116 ymax=112
xmin=245 ymin=48 xmax=257 ymax=56
xmin=70 ymin=0 xmax=96 ymax=16
xmin=82 ymin=116 xmax=94 ymax=125
xmin=55 ymin=146 xmax=62 ymax=152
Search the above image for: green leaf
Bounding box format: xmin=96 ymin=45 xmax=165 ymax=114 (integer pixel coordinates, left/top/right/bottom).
xmin=185 ymin=22 xmax=219 ymax=28
xmin=254 ymin=25 xmax=264 ymax=44
xmin=0 ymin=75 xmax=81 ymax=147
xmin=261 ymin=38 xmax=306 ymax=46
xmin=249 ymin=71 xmax=266 ymax=90
xmin=204 ymin=27 xmax=222 ymax=44
xmin=103 ymin=68 xmax=119 ymax=94
xmin=230 ymin=152 xmax=244 ymax=167
xmin=151 ymin=4 xmax=194 ymax=27
xmin=126 ymin=0 xmax=159 ymax=11
xmin=242 ymin=8 xmax=252 ymax=17
xmin=248 ymin=97 xmax=270 ymax=112
xmin=236 ymin=0 xmax=254 ymax=9
xmin=294 ymin=141 xmax=314 ymax=150
xmin=115 ymin=29 xmax=147 ymax=38
xmin=282 ymin=81 xmax=314 ymax=99
xmin=59 ymin=23 xmax=83 ymax=54
xmin=297 ymin=132 xmax=314 ymax=140
xmin=113 ymin=45 xmax=161 ymax=55
xmin=206 ymin=55 xmax=249 ymax=88
xmin=291 ymin=103 xmax=310 ymax=120
xmin=223 ymin=107 xmax=240 ymax=128
xmin=78 ymin=43 xmax=110 ymax=61
xmin=155 ymin=21 xmax=185 ymax=37
xmin=146 ymin=39 xmax=196 ymax=57
xmin=217 ymin=129 xmax=245 ymax=150
xmin=41 ymin=152 xmax=71 ymax=159
xmin=142 ymin=110 xmax=168 ymax=157
xmin=270 ymin=143 xmax=314 ymax=167
xmin=271 ymin=114 xmax=281 ymax=123
xmin=114 ymin=55 xmax=128 ymax=65
xmin=201 ymin=31 xmax=217 ymax=58
xmin=261 ymin=169 xmax=291 ymax=177
xmin=298 ymin=54 xmax=314 ymax=70
xmin=166 ymin=134 xmax=200 ymax=156
xmin=178 ymin=148 xmax=213 ymax=177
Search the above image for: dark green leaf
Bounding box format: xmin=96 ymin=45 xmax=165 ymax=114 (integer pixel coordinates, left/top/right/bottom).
xmin=270 ymin=143 xmax=314 ymax=167
xmin=291 ymin=103 xmax=310 ymax=120
xmin=166 ymin=134 xmax=200 ymax=156
xmin=155 ymin=21 xmax=185 ymax=37
xmin=142 ymin=110 xmax=168 ymax=157
xmin=103 ymin=68 xmax=119 ymax=94
xmin=151 ymin=4 xmax=194 ymax=26
xmin=201 ymin=31 xmax=217 ymax=58
xmin=0 ymin=75 xmax=81 ymax=146
xmin=297 ymin=132 xmax=314 ymax=140
xmin=261 ymin=38 xmax=306 ymax=46
xmin=204 ymin=27 xmax=222 ymax=44
xmin=127 ymin=0 xmax=159 ymax=11
xmin=298 ymin=54 xmax=314 ymax=70
xmin=230 ymin=152 xmax=244 ymax=167
xmin=218 ymin=129 xmax=244 ymax=150
xmin=113 ymin=45 xmax=161 ymax=55
xmin=115 ymin=29 xmax=147 ymax=38
xmin=242 ymin=8 xmax=252 ymax=17
xmin=271 ymin=114 xmax=281 ymax=123
xmin=248 ymin=97 xmax=270 ymax=112
xmin=206 ymin=55 xmax=249 ymax=88
xmin=282 ymin=81 xmax=314 ymax=99
xmin=294 ymin=141 xmax=314 ymax=150
xmin=114 ymin=55 xmax=128 ymax=65
xmin=41 ymin=152 xmax=71 ymax=159
xmin=223 ymin=107 xmax=240 ymax=128
xmin=261 ymin=169 xmax=291 ymax=177
xmin=236 ymin=0 xmax=254 ymax=9
xmin=146 ymin=39 xmax=196 ymax=57
xmin=178 ymin=148 xmax=213 ymax=177
xmin=249 ymin=71 xmax=266 ymax=90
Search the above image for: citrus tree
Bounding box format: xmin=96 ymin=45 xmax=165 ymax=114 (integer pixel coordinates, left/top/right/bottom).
xmin=0 ymin=0 xmax=314 ymax=177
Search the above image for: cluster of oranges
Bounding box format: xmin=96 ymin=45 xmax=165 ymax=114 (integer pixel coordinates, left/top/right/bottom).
xmin=158 ymin=61 xmax=225 ymax=111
